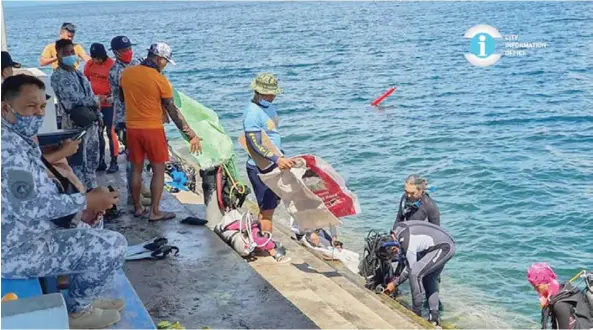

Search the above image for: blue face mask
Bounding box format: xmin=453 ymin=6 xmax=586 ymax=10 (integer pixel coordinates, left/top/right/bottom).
xmin=8 ymin=105 xmax=45 ymax=138
xmin=62 ymin=55 xmax=78 ymax=67
xmin=258 ymin=99 xmax=273 ymax=108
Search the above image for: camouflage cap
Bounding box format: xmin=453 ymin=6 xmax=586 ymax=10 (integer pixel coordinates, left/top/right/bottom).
xmin=147 ymin=42 xmax=175 ymax=65
xmin=250 ymin=73 xmax=282 ymax=95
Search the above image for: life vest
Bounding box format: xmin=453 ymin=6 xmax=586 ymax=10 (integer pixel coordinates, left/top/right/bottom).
xmin=541 ymin=282 xmax=593 ymax=329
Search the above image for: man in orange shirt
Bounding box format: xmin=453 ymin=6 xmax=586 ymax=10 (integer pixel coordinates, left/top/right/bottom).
xmin=120 ymin=42 xmax=201 ymax=221
xmin=40 ymin=23 xmax=90 ymax=70
xmin=84 ymin=43 xmax=119 ymax=173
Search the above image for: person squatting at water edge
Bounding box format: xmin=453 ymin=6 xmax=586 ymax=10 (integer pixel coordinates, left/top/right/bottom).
xmin=383 ymin=220 xmax=456 ymax=326
xmin=1 ymin=74 xmax=127 ymax=329
xmin=120 ymin=42 xmax=202 ymax=222
xmin=107 ymin=35 xmax=152 ymax=207
xmin=528 ymin=263 xmax=593 ymax=329
xmin=242 ymin=72 xmax=294 ymax=263
xmin=51 ymin=38 xmax=101 ymax=190
xmin=394 ymin=174 xmax=440 ymax=226
xmin=84 ymin=42 xmax=119 ymax=174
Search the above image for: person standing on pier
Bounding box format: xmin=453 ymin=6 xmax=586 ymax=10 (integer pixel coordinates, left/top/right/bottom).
xmin=108 ymin=35 xmax=152 ymax=206
xmin=120 ymin=42 xmax=201 ymax=221
xmin=51 ymin=39 xmax=101 ymax=190
xmin=40 ymin=22 xmax=90 ymax=70
xmin=40 ymin=23 xmax=91 ymax=128
xmin=243 ymin=73 xmax=293 ymax=263
xmin=84 ymin=43 xmax=118 ymax=173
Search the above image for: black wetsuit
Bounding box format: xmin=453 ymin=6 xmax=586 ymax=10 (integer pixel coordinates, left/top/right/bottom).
xmin=394 ymin=193 xmax=440 ymax=228
xmin=550 ymin=300 xmax=572 ymax=329
xmin=392 ymin=221 xmax=455 ymax=318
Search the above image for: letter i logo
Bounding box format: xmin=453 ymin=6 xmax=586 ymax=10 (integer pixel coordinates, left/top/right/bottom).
xmin=479 ymin=35 xmax=487 ymax=57
xmin=464 ymin=25 xmax=503 ymax=67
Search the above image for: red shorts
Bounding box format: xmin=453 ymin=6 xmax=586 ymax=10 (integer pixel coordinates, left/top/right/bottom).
xmin=127 ymin=128 xmax=169 ymax=164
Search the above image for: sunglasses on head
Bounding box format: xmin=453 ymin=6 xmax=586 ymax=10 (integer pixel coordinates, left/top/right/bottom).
xmin=61 ymin=23 xmax=76 ymax=32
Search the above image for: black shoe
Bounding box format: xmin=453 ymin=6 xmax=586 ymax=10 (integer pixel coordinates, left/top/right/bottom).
xmin=428 ymin=310 xmax=441 ymax=327
xmin=96 ymin=162 xmax=107 ymax=172
xmin=106 ymin=161 xmax=119 ymax=174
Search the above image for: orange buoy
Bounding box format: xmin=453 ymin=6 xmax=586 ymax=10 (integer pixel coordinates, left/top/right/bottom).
xmin=2 ymin=293 xmax=18 ymax=302
xmin=371 ymin=87 xmax=397 ymax=106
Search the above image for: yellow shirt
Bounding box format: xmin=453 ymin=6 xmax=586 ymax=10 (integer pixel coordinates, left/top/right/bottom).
xmin=41 ymin=43 xmax=87 ymax=70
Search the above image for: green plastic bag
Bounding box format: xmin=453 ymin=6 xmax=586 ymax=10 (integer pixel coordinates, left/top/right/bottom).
xmin=166 ymin=89 xmax=235 ymax=170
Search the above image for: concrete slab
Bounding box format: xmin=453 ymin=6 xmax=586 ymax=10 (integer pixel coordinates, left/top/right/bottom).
xmin=97 ymin=168 xmax=317 ymax=329
xmin=96 ymin=149 xmax=427 ymax=329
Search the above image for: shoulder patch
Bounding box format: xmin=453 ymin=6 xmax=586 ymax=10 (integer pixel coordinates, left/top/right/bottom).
xmin=7 ymin=170 xmax=35 ymax=201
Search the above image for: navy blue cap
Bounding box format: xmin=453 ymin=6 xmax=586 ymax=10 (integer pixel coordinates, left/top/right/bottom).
xmin=110 ymin=36 xmax=134 ymax=51
xmin=1 ymin=51 xmax=21 ymax=70
xmin=89 ymin=43 xmax=108 ymax=59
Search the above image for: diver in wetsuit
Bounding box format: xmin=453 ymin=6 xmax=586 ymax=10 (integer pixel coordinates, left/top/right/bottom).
xmin=394 ymin=175 xmax=440 ymax=227
xmin=384 ymin=220 xmax=456 ymax=326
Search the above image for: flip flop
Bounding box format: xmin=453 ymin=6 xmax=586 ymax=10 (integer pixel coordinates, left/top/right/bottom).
xmin=133 ymin=207 xmax=150 ymax=218
xmin=125 ymin=237 xmax=168 ymax=258
xmin=125 ymin=245 xmax=179 ymax=261
xmin=148 ymin=211 xmax=176 ymax=222
xmin=180 ymin=217 xmax=208 ymax=226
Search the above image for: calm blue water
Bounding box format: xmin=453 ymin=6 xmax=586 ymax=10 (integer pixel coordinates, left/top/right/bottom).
xmin=6 ymin=1 xmax=593 ymax=327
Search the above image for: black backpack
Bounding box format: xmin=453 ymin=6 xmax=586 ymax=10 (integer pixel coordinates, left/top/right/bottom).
xmin=541 ymin=282 xmax=593 ymax=329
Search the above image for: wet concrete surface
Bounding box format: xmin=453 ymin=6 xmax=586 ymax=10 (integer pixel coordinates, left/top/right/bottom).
xmin=97 ymin=168 xmax=317 ymax=329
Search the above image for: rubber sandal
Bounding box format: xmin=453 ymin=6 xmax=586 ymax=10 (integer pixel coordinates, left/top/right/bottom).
xmin=125 ymin=245 xmax=179 ymax=261
xmin=180 ymin=217 xmax=208 ymax=226
xmin=125 ymin=237 xmax=168 ymax=257
xmin=104 ymin=209 xmax=123 ymax=221
xmin=143 ymin=237 xmax=168 ymax=251
xmin=133 ymin=207 xmax=150 ymax=218
xmin=148 ymin=211 xmax=176 ymax=222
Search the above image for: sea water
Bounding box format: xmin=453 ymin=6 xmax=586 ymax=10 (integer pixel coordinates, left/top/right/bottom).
xmin=6 ymin=1 xmax=592 ymax=327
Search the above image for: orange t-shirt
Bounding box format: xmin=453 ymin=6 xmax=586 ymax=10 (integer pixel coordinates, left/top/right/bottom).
xmin=83 ymin=58 xmax=114 ymax=107
xmin=120 ymin=65 xmax=173 ymax=129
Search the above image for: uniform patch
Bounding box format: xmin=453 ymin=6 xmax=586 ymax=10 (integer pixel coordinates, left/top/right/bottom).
xmin=7 ymin=170 xmax=35 ymax=200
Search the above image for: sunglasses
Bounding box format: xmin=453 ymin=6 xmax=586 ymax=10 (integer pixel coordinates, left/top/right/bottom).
xmin=61 ymin=23 xmax=76 ymax=33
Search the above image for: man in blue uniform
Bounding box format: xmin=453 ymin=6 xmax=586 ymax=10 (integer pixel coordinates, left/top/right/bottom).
xmin=1 ymin=74 xmax=127 ymax=329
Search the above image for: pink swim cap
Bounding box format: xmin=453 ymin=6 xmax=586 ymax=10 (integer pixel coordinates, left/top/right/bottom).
xmin=527 ymin=262 xmax=558 ymax=286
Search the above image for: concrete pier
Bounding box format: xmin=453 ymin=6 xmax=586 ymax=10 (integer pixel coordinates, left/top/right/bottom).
xmin=97 ymin=152 xmax=427 ymax=329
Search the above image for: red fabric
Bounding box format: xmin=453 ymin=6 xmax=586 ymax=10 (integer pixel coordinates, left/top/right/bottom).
xmin=300 ymin=155 xmax=360 ymax=218
xmin=83 ymin=58 xmax=115 ymax=107
xmin=127 ymin=128 xmax=169 ymax=164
